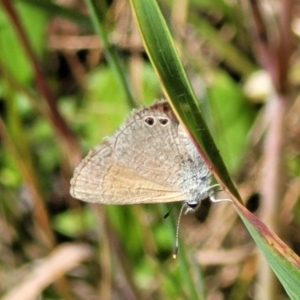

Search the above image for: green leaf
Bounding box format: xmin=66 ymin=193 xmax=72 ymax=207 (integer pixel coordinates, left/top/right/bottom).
xmin=52 ymin=207 xmax=96 ymax=238
xmin=0 ymin=1 xmax=47 ymax=83
xmin=235 ymin=202 xmax=300 ymax=300
xmin=207 ymin=70 xmax=256 ymax=173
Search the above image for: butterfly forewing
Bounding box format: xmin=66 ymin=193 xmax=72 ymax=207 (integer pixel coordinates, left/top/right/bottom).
xmin=70 ymin=102 xmax=191 ymax=204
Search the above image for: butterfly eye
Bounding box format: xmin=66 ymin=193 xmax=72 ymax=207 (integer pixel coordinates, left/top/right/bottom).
xmin=144 ymin=117 xmax=155 ymax=126
xmin=159 ymin=118 xmax=169 ymax=125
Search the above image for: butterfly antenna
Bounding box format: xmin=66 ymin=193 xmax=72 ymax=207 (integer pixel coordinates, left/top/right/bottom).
xmin=172 ymin=203 xmax=186 ymax=259
xmin=163 ymin=205 xmax=175 ymax=219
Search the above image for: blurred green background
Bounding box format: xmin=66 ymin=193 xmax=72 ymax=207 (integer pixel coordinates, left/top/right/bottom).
xmin=0 ymin=0 xmax=299 ymax=299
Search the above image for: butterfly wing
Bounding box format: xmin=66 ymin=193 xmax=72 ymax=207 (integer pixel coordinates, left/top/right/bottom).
xmin=70 ymin=143 xmax=184 ymax=204
xmin=70 ymin=102 xmax=188 ymax=204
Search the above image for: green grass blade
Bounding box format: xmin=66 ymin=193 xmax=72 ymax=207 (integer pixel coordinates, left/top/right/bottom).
xmin=235 ymin=202 xmax=300 ymax=299
xmin=84 ymin=0 xmax=135 ymax=108
xmin=129 ymin=0 xmax=241 ymax=201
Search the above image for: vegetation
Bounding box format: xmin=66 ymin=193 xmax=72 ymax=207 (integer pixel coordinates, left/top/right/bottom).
xmin=0 ymin=0 xmax=300 ymax=299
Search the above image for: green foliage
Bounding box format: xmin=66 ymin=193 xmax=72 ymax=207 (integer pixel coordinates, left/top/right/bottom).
xmin=207 ymin=70 xmax=257 ymax=173
xmin=0 ymin=0 xmax=299 ymax=299
xmin=52 ymin=206 xmax=96 ymax=238
xmin=0 ymin=1 xmax=47 ymax=82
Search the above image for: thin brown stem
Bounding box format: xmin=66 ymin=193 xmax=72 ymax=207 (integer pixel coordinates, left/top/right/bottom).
xmin=276 ymin=0 xmax=295 ymax=94
xmin=257 ymin=94 xmax=287 ymax=299
xmin=248 ymin=0 xmax=277 ymax=84
xmin=248 ymin=1 xmax=295 ymax=297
